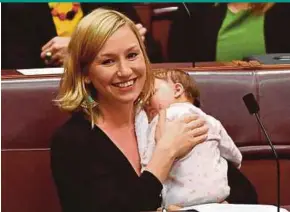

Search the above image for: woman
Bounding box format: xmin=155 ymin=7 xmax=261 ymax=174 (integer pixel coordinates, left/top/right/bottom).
xmin=168 ymin=3 xmax=290 ymax=62
xmin=1 ymin=3 xmax=162 ymax=69
xmin=50 ymin=8 xmax=256 ymax=212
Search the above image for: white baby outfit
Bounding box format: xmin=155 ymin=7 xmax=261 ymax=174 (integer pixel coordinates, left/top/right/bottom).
xmin=135 ymin=103 xmax=242 ymax=207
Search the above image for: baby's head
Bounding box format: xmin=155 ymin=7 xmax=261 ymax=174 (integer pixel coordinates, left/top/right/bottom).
xmin=145 ymin=68 xmax=200 ymax=120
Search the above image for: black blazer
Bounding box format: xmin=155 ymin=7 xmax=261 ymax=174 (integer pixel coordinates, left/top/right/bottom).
xmin=168 ymin=3 xmax=290 ymax=62
xmin=2 ymin=3 xmax=162 ymax=69
xmin=50 ymin=112 xmax=257 ymax=212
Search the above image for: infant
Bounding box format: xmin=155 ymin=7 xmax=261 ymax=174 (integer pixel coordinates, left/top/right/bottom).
xmin=135 ymin=68 xmax=242 ymax=207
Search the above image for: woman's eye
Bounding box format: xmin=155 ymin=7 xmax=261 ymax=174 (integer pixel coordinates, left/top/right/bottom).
xmin=101 ymin=59 xmax=114 ymax=66
xmin=127 ymin=52 xmax=138 ymax=60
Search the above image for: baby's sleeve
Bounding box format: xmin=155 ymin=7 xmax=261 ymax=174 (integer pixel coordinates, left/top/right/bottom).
xmin=217 ymin=121 xmax=243 ymax=168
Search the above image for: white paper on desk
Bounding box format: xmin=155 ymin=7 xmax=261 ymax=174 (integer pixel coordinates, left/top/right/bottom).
xmin=181 ymin=203 xmax=288 ymax=212
xmin=17 ymin=68 xmax=64 ymax=75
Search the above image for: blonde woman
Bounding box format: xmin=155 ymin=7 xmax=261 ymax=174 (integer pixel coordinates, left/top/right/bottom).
xmin=168 ymin=3 xmax=290 ymax=62
xmin=50 ymin=8 xmax=208 ymax=211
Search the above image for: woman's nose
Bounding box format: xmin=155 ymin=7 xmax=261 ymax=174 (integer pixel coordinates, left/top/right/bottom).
xmin=117 ymin=61 xmax=133 ymax=77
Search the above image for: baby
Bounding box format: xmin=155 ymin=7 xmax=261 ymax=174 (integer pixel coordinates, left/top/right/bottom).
xmin=135 ymin=68 xmax=242 ymax=208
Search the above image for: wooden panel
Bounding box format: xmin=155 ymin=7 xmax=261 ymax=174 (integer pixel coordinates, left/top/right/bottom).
xmin=2 ymin=150 xmax=61 ymax=212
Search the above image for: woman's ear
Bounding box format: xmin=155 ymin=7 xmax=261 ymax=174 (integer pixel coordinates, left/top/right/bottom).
xmin=174 ymin=83 xmax=185 ymax=98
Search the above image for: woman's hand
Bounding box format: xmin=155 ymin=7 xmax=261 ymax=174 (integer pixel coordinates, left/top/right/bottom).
xmin=145 ymin=109 xmax=208 ymax=182
xmin=155 ymin=109 xmax=208 ymax=159
xmin=40 ymin=36 xmax=70 ymax=66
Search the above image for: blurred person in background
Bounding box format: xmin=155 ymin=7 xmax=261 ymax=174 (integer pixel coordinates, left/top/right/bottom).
xmin=168 ymin=3 xmax=290 ymax=63
xmin=2 ymin=3 xmax=162 ymax=69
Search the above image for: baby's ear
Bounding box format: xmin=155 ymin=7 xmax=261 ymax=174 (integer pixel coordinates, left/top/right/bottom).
xmin=174 ymin=83 xmax=185 ymax=98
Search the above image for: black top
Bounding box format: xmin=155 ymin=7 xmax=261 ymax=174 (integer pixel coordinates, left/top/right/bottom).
xmin=51 ymin=112 xmax=257 ymax=212
xmin=168 ymin=3 xmax=290 ymax=63
xmin=1 ymin=3 xmax=162 ymax=69
xmin=50 ymin=112 xmax=163 ymax=212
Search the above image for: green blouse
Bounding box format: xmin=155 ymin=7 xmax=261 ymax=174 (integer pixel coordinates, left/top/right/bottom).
xmin=216 ymin=9 xmax=266 ymax=62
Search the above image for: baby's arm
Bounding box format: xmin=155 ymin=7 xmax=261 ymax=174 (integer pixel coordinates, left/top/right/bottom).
xmin=217 ymin=120 xmax=242 ymax=168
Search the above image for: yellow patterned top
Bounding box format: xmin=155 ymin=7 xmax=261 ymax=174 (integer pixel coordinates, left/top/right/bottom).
xmin=48 ymin=2 xmax=83 ymax=37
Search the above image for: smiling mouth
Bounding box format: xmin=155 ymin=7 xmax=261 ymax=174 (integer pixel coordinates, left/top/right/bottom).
xmin=112 ymin=78 xmax=137 ymax=88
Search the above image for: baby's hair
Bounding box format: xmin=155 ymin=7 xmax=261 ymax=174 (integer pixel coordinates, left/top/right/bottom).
xmin=152 ymin=68 xmax=201 ymax=107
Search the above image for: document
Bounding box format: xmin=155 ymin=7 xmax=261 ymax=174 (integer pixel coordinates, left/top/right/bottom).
xmin=17 ymin=68 xmax=64 ymax=75
xmin=181 ymin=203 xmax=288 ymax=212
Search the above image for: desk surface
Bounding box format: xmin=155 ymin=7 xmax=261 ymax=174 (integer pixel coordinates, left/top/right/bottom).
xmin=2 ymin=62 xmax=290 ymax=80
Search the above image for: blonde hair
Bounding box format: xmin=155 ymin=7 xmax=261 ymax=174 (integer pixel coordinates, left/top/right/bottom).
xmin=55 ymin=8 xmax=153 ymax=126
xmin=152 ymin=68 xmax=201 ymax=107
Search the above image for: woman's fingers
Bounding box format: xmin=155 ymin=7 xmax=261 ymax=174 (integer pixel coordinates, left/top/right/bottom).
xmin=192 ymin=124 xmax=209 ymax=137
xmin=40 ymin=45 xmax=58 ymax=60
xmin=181 ymin=113 xmax=199 ymax=124
xmin=186 ymin=125 xmax=208 ymax=151
xmin=135 ymin=23 xmax=147 ymax=41
xmin=191 ymin=132 xmax=208 ymax=146
xmin=185 ymin=115 xmax=206 ymax=131
xmin=41 ymin=38 xmax=53 ymax=51
xmin=44 ymin=52 xmax=63 ymax=66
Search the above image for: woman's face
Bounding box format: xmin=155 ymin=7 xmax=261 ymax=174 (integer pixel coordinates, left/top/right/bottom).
xmin=87 ymin=25 xmax=146 ymax=106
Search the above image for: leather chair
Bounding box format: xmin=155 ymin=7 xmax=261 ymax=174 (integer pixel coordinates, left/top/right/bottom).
xmin=2 ymin=68 xmax=290 ymax=212
xmin=2 ymin=78 xmax=67 ymax=212
xmin=189 ymin=70 xmax=290 ymax=205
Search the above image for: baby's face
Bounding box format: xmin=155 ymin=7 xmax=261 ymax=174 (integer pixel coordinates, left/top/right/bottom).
xmin=145 ymin=78 xmax=175 ymax=120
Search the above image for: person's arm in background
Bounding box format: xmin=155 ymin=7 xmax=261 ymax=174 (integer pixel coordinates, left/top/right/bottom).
xmin=40 ymin=3 xmax=163 ymax=66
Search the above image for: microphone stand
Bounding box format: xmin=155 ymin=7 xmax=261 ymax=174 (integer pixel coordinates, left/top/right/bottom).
xmin=181 ymin=2 xmax=195 ymax=67
xmin=243 ymin=93 xmax=280 ymax=212
xmin=254 ymin=113 xmax=280 ymax=212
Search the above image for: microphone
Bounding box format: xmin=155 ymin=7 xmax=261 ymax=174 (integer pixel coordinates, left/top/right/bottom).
xmin=182 ymin=3 xmax=191 ymax=19
xmin=243 ymin=93 xmax=280 ymax=212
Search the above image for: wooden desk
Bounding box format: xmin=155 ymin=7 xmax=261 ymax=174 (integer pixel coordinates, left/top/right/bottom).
xmin=2 ymin=62 xmax=290 ymax=80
